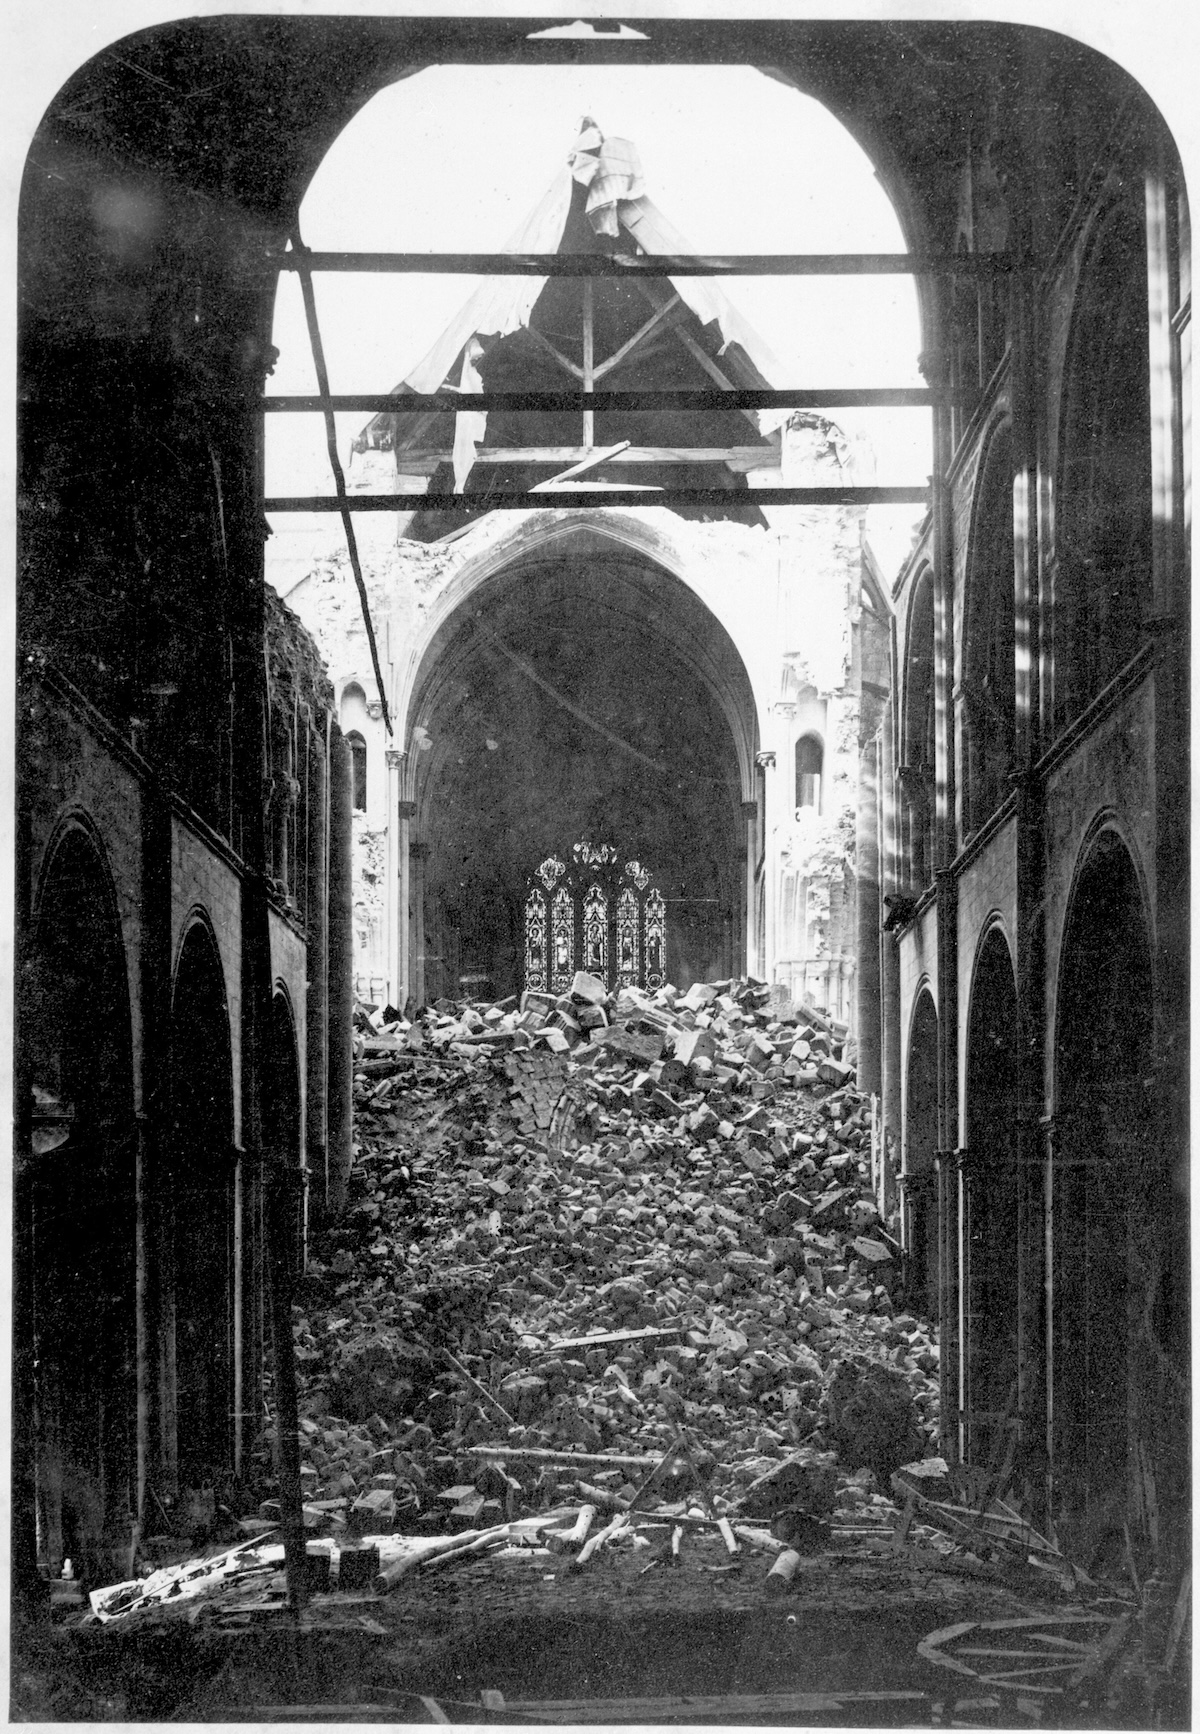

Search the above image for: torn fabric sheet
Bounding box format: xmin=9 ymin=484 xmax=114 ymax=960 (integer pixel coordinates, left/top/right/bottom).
xmin=373 ymin=118 xmax=785 ymax=457
xmin=402 ymin=169 xmax=572 ymax=395
xmin=569 ymin=118 xmax=647 ymax=238
xmin=452 ymin=338 xmax=487 ymax=491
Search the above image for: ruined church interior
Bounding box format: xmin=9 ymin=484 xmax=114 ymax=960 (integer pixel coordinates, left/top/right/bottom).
xmin=12 ymin=13 xmax=1190 ymax=1722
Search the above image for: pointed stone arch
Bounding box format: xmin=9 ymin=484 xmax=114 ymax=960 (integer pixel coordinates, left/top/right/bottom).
xmin=963 ymin=921 xmax=1020 ymax=1468
xmin=396 ymin=515 xmax=761 ymax=1001
xmin=20 ymin=818 xmax=137 ymax=1584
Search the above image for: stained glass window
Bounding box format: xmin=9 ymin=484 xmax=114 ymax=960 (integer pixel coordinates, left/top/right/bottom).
xmin=524 ymin=843 xmax=667 ymax=994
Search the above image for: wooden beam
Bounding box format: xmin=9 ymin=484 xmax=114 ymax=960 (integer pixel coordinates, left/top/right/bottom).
xmin=581 ymin=278 xmax=595 ymax=447
xmin=387 ymin=445 xmax=781 ymax=473
xmin=592 ymin=293 xmax=683 ymax=380
xmin=272 ymin=250 xmax=1020 ymax=277
xmin=523 ymin=325 xmax=584 ymax=381
xmin=265 ymin=388 xmax=946 ymax=411
xmin=628 ymin=281 xmax=762 ymax=430
xmin=264 ymin=485 xmax=930 ymax=511
xmin=531 ymin=440 xmax=632 ymax=488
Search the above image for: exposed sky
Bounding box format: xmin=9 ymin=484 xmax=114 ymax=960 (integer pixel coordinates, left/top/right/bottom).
xmin=267 ymin=63 xmax=931 ymax=579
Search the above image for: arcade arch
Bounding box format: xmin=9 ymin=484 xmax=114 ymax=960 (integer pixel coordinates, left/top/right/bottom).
xmin=904 ymin=987 xmax=939 ymax=1317
xmin=20 ymin=822 xmax=137 ymax=1583
xmin=1051 ymin=828 xmax=1173 ymax=1548
xmin=166 ymin=919 xmax=236 ymax=1492
xmin=962 ymin=925 xmax=1020 ymax=1468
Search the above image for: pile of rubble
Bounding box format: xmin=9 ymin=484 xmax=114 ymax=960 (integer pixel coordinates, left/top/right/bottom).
xmin=267 ymin=971 xmax=942 ymax=1547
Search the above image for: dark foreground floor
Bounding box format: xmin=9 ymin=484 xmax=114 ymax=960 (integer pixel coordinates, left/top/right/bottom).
xmin=10 ymin=1543 xmax=1186 ymax=1728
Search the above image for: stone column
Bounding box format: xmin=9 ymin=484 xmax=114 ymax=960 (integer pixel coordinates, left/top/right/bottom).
xmin=879 ymin=709 xmax=902 ymax=1183
xmin=410 ymin=840 xmax=428 ymax=1007
xmin=398 ymin=797 xmax=415 ymax=1010
xmin=384 ymin=749 xmax=402 ymax=1009
xmin=755 ymin=750 xmax=777 ymax=984
xmin=855 ymin=741 xmax=882 ymax=1092
xmin=741 ymin=798 xmax=758 ymax=978
xmin=326 ymin=724 xmax=354 ymax=1215
xmin=304 ymin=718 xmax=328 ymax=1222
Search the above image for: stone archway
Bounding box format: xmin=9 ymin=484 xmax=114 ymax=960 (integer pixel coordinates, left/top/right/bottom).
xmin=904 ymin=988 xmax=939 ymax=1316
xmin=404 ymin=533 xmax=758 ymax=1003
xmin=963 ymin=926 xmax=1020 ymax=1469
xmin=1052 ymin=830 xmax=1178 ymax=1558
xmin=167 ymin=920 xmax=236 ymax=1492
xmin=20 ymin=824 xmax=137 ymax=1585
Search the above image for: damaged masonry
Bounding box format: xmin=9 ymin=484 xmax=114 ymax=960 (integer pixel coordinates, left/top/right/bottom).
xmin=14 ymin=22 xmax=1189 ymax=1732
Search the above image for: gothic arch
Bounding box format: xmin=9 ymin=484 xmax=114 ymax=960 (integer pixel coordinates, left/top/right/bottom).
xmin=1053 ymin=195 xmax=1153 ymax=725
xmin=1050 ymin=824 xmax=1180 ymax=1552
xmin=167 ymin=917 xmax=236 ymax=1489
xmin=398 ymin=513 xmax=762 ymax=803
xmin=962 ymin=419 xmax=1016 ymax=834
xmin=904 ymin=984 xmax=939 ymax=1316
xmin=20 ymin=818 xmax=137 ymax=1584
xmin=900 ymin=564 xmax=936 ymax=889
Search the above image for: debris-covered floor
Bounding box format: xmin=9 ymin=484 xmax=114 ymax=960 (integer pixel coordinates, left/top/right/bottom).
xmin=16 ymin=977 xmax=1188 ymax=1726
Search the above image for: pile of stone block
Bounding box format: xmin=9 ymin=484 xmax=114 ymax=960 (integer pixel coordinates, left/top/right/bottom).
xmin=257 ymin=973 xmax=941 ymax=1541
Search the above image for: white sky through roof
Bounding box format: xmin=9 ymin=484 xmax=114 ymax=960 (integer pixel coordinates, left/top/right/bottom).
xmin=268 ymin=64 xmax=930 ymax=579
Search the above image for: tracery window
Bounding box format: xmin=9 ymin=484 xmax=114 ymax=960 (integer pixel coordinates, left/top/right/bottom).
xmin=963 ymin=424 xmax=1016 ymax=832
xmin=1056 ymin=200 xmax=1153 ymax=723
xmin=901 ymin=569 xmax=937 ymax=887
xmin=523 ymin=843 xmax=665 ymax=993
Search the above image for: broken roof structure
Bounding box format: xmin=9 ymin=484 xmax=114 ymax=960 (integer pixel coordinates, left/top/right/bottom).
xmin=352 ymin=120 xmax=788 ymax=534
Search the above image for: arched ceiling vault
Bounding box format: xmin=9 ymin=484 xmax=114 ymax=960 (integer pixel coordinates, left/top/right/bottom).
xmin=405 ymin=528 xmax=760 ymax=803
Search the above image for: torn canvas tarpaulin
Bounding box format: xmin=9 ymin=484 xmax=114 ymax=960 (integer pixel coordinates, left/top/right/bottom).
xmin=353 ymin=119 xmax=785 ymax=491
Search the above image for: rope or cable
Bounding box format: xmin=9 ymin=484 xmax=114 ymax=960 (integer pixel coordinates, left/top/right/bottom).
xmin=289 ymin=227 xmax=393 ymax=735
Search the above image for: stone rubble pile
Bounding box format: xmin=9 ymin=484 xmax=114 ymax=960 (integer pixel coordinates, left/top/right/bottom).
xmin=262 ymin=972 xmax=941 ymax=1544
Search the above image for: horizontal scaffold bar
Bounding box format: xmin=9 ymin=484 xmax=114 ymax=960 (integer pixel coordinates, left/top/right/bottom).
xmin=263 ymin=389 xmax=942 ymax=413
xmin=362 ymin=446 xmax=784 ymax=472
xmin=272 ymin=251 xmax=1018 ymax=278
xmin=264 ymin=486 xmax=931 ymax=511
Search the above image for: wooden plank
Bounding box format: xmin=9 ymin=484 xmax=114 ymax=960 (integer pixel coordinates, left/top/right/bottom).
xmin=273 ymin=250 xmax=1018 ymax=277
xmin=593 ymin=294 xmax=684 ymax=380
xmin=467 ymin=1444 xmax=663 ymax=1471
xmin=581 ymin=277 xmax=595 ymax=446
xmin=265 ymin=388 xmax=944 ymax=412
xmin=386 ymin=446 xmax=782 ymax=473
xmin=439 ymin=1348 xmax=515 ymax=1428
xmin=1163 ymin=1568 xmax=1192 ymax=1673
xmin=531 ymin=1324 xmax=690 ymax=1354
xmin=497 ymin=1690 xmax=930 ymax=1721
xmin=523 ymin=324 xmax=584 ymax=381
xmin=265 ymin=485 xmax=930 ymax=512
xmin=529 ymin=442 xmax=632 ymax=488
xmin=1065 ymin=1613 xmax=1132 ymax=1690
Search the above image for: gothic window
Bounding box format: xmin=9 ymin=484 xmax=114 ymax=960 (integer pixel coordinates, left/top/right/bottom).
xmin=963 ymin=424 xmax=1016 ymax=832
xmin=616 ymin=887 xmax=640 ymax=987
xmin=524 ymin=846 xmax=665 ymax=992
xmin=1056 ymin=200 xmax=1153 ymax=723
xmin=346 ymin=730 xmax=367 ymax=812
xmin=795 ymin=734 xmax=823 ymax=813
xmin=524 ymin=888 xmax=547 ymax=991
xmin=551 ymin=887 xmax=574 ymax=993
xmin=645 ymin=889 xmax=667 ymax=990
xmin=902 ymin=569 xmax=937 ymax=887
xmin=583 ymin=884 xmax=608 ymax=978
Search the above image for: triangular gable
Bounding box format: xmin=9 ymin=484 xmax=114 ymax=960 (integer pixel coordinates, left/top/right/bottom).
xmin=354 ymin=121 xmax=786 ymax=472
